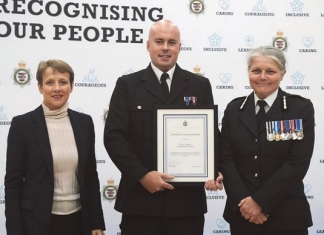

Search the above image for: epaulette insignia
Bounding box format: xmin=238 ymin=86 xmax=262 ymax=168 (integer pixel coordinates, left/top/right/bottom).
xmin=288 ymin=94 xmax=308 ymax=100
xmin=239 ymin=96 xmax=248 ymax=110
xmin=229 ymin=96 xmax=245 ymax=103
xmin=283 ymin=96 xmax=287 ymax=111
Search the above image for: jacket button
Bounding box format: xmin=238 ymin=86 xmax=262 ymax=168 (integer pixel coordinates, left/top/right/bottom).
xmin=137 ymin=105 xmax=142 ymax=109
xmin=254 ymin=155 xmax=258 ymax=160
xmin=254 ymin=173 xmax=258 ymax=177
xmin=255 ymin=139 xmax=258 ymax=142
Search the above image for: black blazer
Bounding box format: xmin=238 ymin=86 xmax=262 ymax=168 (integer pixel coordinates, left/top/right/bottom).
xmin=220 ymin=88 xmax=314 ymax=231
xmin=104 ymin=64 xmax=214 ymax=217
xmin=5 ymin=106 xmax=105 ymax=235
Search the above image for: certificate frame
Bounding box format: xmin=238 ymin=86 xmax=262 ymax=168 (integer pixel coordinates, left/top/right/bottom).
xmin=153 ymin=105 xmax=218 ymax=186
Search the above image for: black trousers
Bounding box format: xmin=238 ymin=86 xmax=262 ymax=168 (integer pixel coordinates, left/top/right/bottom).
xmin=120 ymin=214 xmax=205 ymax=235
xmin=50 ymin=211 xmax=82 ymax=235
xmin=230 ymin=225 xmax=308 ymax=235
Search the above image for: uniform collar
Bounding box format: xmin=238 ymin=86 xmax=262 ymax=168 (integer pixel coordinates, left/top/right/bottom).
xmin=254 ymin=88 xmax=279 ymax=108
xmin=150 ymin=62 xmax=176 ymax=82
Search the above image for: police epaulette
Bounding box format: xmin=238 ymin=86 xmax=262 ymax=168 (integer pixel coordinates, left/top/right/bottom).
xmin=229 ymin=96 xmax=246 ymax=103
xmin=228 ymin=96 xmax=247 ymax=109
xmin=286 ymin=93 xmax=308 ymax=101
xmin=238 ymin=96 xmax=248 ymax=110
xmin=282 ymin=94 xmax=308 ymax=112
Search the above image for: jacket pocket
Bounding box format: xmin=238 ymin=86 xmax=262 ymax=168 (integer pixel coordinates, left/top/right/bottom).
xmin=21 ymin=198 xmax=35 ymax=211
xmin=129 ymin=101 xmax=154 ymax=140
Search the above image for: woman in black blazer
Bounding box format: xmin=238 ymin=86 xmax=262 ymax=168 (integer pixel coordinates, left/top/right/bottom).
xmin=5 ymin=60 xmax=105 ymax=235
xmin=220 ymin=46 xmax=314 ymax=235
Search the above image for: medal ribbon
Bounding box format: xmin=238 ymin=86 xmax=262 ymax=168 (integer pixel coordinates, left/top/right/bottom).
xmin=184 ymin=97 xmax=191 ymax=105
xmin=280 ymin=120 xmax=285 ymax=134
xmin=275 ymin=121 xmax=279 ymax=134
xmin=285 ymin=120 xmax=290 ymax=132
xmin=299 ymin=119 xmax=303 ymax=130
xmin=266 ymin=122 xmax=271 ymax=135
xmin=295 ymin=119 xmax=300 ymax=131
xmin=191 ymin=96 xmax=197 ymax=105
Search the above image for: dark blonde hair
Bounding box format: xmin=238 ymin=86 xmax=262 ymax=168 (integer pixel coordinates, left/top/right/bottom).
xmin=36 ymin=60 xmax=74 ymax=86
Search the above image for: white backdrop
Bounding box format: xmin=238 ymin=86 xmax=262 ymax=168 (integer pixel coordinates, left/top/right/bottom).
xmin=1 ymin=0 xmax=324 ymax=234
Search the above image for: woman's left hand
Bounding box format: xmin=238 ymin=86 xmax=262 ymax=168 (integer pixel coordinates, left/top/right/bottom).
xmin=239 ymin=196 xmax=262 ymax=220
xmin=205 ymin=172 xmax=224 ymax=191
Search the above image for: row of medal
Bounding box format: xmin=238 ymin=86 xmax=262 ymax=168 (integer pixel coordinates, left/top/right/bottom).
xmin=266 ymin=119 xmax=304 ymax=141
xmin=184 ymin=96 xmax=197 ymax=105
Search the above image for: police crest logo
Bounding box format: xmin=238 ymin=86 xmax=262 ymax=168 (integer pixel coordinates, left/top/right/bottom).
xmin=103 ymin=179 xmax=118 ymax=200
xmin=102 ymin=106 xmax=109 ymax=125
xmin=103 ymin=110 xmax=108 ymax=121
xmin=273 ymin=30 xmax=287 ymax=51
xmin=189 ymin=0 xmax=204 ymax=14
xmin=193 ymin=65 xmax=204 ymax=76
xmin=13 ymin=60 xmax=31 ymax=85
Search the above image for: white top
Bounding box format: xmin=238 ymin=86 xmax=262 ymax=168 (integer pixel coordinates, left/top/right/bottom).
xmin=42 ymin=102 xmax=81 ymax=215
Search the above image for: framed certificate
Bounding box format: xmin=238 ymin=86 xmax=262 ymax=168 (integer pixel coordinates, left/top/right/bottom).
xmin=153 ymin=105 xmax=218 ymax=186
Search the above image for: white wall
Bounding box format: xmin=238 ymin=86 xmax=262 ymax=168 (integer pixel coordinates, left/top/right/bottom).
xmin=1 ymin=0 xmax=323 ymax=234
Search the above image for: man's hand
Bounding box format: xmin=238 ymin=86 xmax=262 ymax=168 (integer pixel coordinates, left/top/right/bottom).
xmin=139 ymin=171 xmax=174 ymax=193
xmin=205 ymin=172 xmax=224 ymax=191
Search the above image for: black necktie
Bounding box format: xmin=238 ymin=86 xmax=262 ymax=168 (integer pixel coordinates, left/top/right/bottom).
xmin=160 ymin=73 xmax=169 ymax=102
xmin=256 ymin=100 xmax=267 ymax=129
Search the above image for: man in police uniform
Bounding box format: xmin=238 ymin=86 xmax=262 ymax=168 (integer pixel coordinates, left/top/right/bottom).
xmin=104 ymin=19 xmax=223 ymax=235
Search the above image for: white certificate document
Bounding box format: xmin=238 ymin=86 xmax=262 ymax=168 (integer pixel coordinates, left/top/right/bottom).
xmin=164 ymin=114 xmax=207 ymax=176
xmin=156 ymin=107 xmax=216 ymax=184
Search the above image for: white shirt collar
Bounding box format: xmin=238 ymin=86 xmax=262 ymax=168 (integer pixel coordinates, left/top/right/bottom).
xmin=254 ymin=89 xmax=279 ymax=108
xmin=151 ymin=62 xmax=175 ymax=82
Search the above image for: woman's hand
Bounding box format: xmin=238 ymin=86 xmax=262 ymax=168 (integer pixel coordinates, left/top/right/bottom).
xmin=205 ymin=172 xmax=224 ymax=191
xmin=92 ymin=229 xmax=104 ymax=235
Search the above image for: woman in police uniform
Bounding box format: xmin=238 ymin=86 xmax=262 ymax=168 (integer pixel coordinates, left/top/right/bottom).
xmin=220 ymin=46 xmax=314 ymax=235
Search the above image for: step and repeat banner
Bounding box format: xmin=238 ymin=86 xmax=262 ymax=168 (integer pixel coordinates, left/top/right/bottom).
xmin=1 ymin=0 xmax=324 ymax=234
